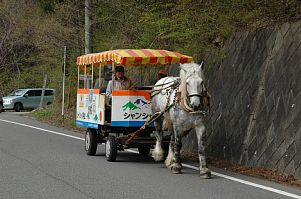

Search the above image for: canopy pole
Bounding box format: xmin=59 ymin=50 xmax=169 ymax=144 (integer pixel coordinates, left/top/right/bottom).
xmin=140 ymin=67 xmax=143 ymax=86
xmin=112 ymin=62 xmax=115 ymax=91
xmin=84 ymin=65 xmax=87 ymax=88
xmin=98 ymin=64 xmax=101 ymax=89
xmin=91 ymin=63 xmax=94 ymax=88
xmin=77 ymin=65 xmax=80 ymax=88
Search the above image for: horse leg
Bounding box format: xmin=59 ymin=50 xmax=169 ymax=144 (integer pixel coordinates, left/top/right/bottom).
xmin=165 ymin=133 xmax=174 ymax=169
xmin=171 ymin=127 xmax=182 ymax=174
xmin=195 ymin=125 xmax=211 ymax=179
xmin=152 ymin=119 xmax=164 ymax=161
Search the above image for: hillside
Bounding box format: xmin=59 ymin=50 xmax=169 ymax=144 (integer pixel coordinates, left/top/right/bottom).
xmin=0 ymin=0 xmax=300 ymax=117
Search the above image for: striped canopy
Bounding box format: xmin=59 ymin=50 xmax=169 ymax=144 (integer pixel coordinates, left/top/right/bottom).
xmin=76 ymin=49 xmax=193 ymax=66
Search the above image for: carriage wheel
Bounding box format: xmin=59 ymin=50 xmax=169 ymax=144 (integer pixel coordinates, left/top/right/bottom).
xmin=138 ymin=146 xmax=151 ymax=156
xmin=85 ymin=128 xmax=97 ymax=156
xmin=105 ymin=135 xmax=117 ymax=162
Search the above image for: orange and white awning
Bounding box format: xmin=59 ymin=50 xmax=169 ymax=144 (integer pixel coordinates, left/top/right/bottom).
xmin=76 ymin=49 xmax=193 ymax=66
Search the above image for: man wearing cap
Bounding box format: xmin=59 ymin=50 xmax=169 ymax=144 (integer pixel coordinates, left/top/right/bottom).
xmin=106 ymin=65 xmax=133 ymax=98
xmin=158 ymin=69 xmax=167 ymax=80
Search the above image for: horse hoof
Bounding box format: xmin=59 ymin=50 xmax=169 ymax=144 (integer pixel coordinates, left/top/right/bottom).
xmin=200 ymin=171 xmax=211 ymax=179
xmin=166 ymin=163 xmax=172 ymax=170
xmin=171 ymin=165 xmax=182 ymax=174
xmin=172 ymin=169 xmax=182 ymax=174
xmin=151 ymin=153 xmax=164 ymax=162
xmin=164 ymin=159 xmax=173 ymax=169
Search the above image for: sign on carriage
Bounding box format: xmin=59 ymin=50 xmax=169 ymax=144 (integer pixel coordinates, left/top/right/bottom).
xmin=111 ymin=90 xmax=152 ymax=127
xmin=76 ymin=88 xmax=105 ymax=128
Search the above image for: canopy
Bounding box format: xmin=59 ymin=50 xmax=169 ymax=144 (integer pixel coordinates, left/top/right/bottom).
xmin=76 ymin=49 xmax=193 ymax=66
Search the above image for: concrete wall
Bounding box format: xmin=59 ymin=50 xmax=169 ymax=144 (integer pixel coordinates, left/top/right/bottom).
xmin=182 ymin=21 xmax=301 ymax=178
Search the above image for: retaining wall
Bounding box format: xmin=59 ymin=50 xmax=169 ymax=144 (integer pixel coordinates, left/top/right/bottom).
xmin=181 ymin=21 xmax=301 ymax=178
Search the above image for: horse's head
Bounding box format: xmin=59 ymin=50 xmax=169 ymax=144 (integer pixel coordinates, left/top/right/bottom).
xmin=180 ymin=62 xmax=208 ymax=111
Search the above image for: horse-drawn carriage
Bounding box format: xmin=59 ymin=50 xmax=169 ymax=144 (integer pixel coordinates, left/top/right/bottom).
xmin=76 ymin=49 xmax=211 ymax=178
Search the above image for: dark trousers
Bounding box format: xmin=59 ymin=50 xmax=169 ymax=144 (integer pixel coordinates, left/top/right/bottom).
xmin=105 ymin=108 xmax=111 ymax=122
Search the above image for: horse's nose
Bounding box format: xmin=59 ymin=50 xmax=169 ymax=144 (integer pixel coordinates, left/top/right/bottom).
xmin=193 ymin=105 xmax=200 ymax=111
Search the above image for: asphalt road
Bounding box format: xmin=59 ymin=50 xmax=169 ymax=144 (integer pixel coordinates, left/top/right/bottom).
xmin=0 ymin=112 xmax=300 ymax=199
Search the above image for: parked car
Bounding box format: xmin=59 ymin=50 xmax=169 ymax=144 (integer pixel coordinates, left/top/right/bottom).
xmin=0 ymin=94 xmax=3 ymax=113
xmin=3 ymin=88 xmax=54 ymax=112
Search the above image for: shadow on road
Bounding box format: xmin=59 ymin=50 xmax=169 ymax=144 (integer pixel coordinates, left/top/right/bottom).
xmin=115 ymin=152 xmax=155 ymax=163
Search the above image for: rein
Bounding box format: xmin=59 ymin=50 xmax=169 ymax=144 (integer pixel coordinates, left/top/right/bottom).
xmin=152 ymin=79 xmax=180 ymax=88
xmin=151 ymin=79 xmax=180 ymax=99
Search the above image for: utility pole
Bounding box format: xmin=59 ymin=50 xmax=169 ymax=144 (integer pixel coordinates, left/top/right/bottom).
xmin=85 ymin=0 xmax=92 ymax=54
xmin=39 ymin=74 xmax=47 ymax=109
xmin=62 ymin=46 xmax=67 ymax=117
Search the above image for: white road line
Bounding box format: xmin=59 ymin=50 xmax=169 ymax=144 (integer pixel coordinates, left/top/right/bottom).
xmin=1 ymin=118 xmax=301 ymax=199
xmin=182 ymin=164 xmax=301 ymax=199
xmin=0 ymin=119 xmax=84 ymax=141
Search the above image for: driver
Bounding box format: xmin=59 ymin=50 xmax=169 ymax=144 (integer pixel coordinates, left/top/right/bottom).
xmin=105 ymin=65 xmax=133 ymax=98
xmin=158 ymin=69 xmax=167 ymax=80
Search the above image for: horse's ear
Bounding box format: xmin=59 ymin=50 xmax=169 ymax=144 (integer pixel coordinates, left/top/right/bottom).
xmin=200 ymin=61 xmax=205 ymax=71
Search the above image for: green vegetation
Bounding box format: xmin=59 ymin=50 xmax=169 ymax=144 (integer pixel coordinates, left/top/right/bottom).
xmin=30 ymin=104 xmax=85 ymax=131
xmin=1 ymin=0 xmax=300 ymax=126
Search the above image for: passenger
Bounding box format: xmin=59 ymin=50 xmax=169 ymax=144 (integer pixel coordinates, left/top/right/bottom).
xmin=105 ymin=65 xmax=133 ymax=98
xmin=158 ymin=69 xmax=167 ymax=80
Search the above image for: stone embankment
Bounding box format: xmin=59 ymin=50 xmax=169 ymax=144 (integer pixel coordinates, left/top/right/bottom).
xmin=183 ymin=21 xmax=301 ymax=179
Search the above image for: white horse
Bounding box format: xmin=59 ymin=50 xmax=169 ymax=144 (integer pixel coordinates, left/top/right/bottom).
xmin=151 ymin=62 xmax=211 ymax=178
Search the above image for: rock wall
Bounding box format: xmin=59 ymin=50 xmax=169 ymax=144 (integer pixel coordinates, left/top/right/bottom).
xmin=182 ymin=21 xmax=301 ymax=178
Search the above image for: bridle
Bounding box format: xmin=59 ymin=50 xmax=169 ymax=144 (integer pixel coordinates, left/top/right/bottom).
xmin=184 ymin=79 xmax=210 ymax=114
xmin=187 ymin=94 xmax=203 ymax=98
xmin=187 ymin=82 xmax=207 ymax=100
xmin=151 ymin=74 xmax=210 ymax=114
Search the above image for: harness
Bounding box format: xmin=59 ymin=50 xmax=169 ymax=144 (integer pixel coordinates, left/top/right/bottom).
xmin=150 ymin=79 xmax=181 ymax=99
xmin=151 ymin=78 xmax=210 ymax=114
xmin=124 ymin=79 xmax=210 ymax=146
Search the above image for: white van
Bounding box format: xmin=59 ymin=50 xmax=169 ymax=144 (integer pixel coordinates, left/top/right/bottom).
xmin=3 ymin=88 xmax=54 ymax=112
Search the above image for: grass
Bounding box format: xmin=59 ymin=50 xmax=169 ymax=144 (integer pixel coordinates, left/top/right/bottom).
xmin=29 ymin=104 xmax=85 ymax=133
